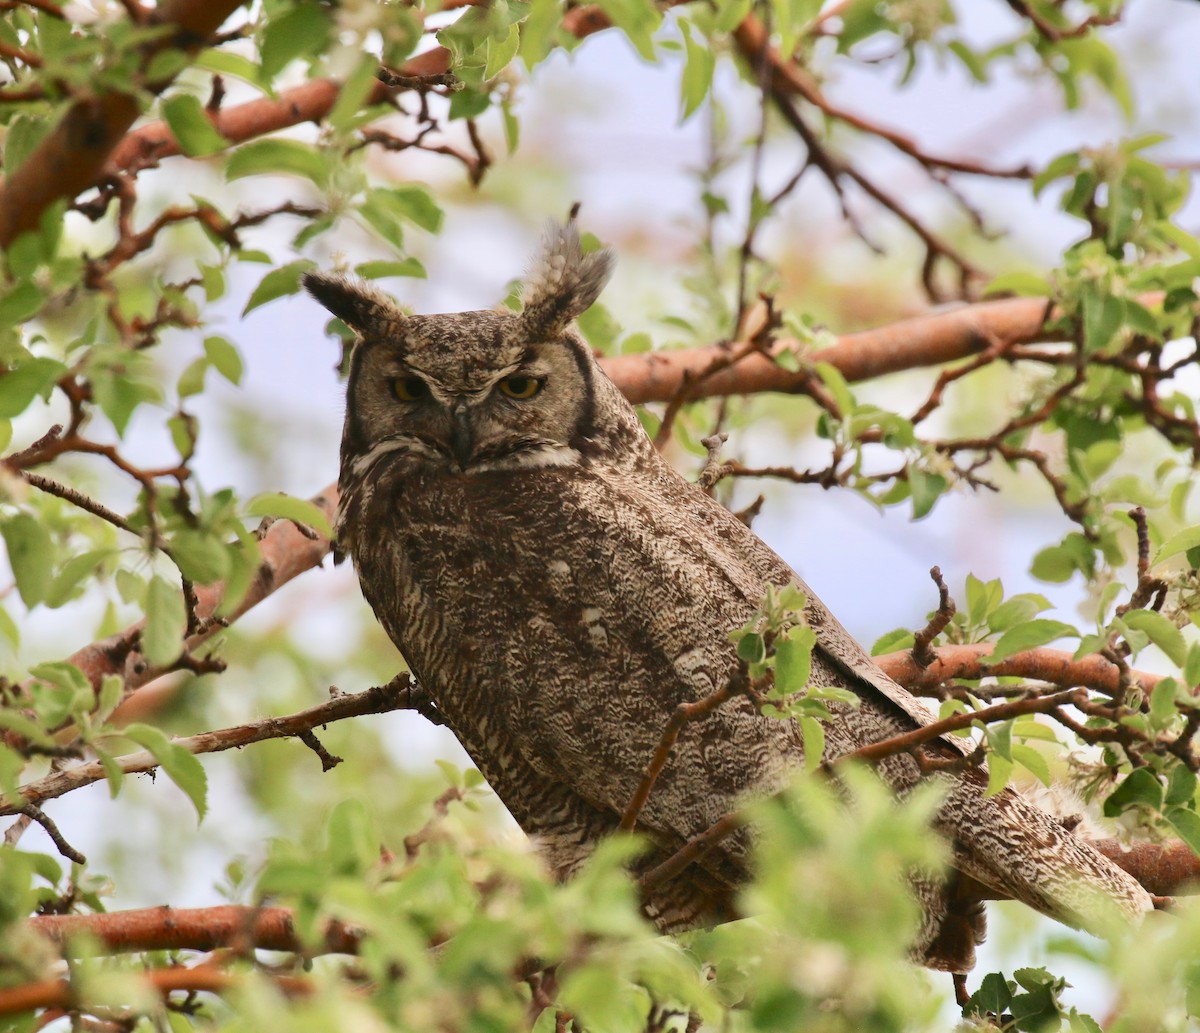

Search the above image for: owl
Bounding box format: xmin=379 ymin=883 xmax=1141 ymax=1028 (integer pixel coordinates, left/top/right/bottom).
xmin=303 ymin=221 xmax=1151 ymax=974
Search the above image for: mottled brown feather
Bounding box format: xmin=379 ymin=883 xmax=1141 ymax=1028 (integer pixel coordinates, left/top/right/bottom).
xmin=312 ymin=221 xmax=1152 ymax=973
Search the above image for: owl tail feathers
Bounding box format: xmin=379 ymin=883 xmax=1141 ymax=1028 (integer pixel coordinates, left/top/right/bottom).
xmin=909 ymin=871 xmax=989 ymax=973
xmin=945 ymin=772 xmax=1154 ymax=944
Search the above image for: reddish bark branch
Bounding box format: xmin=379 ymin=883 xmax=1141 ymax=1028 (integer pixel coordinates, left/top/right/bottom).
xmin=106 ymin=5 xmax=640 ymax=178
xmin=1093 ymin=839 xmax=1200 ymax=897
xmin=0 ymin=0 xmax=246 ymax=247
xmin=836 ymin=688 xmax=1086 ymax=765
xmin=30 ymin=904 xmax=361 ymax=955
xmin=601 ymin=296 xmax=1059 ymax=403
xmin=0 ymin=964 xmax=311 ymax=1017
xmin=12 ymin=840 xmax=1199 ymax=969
xmin=873 ymin=643 xmax=1163 ymax=697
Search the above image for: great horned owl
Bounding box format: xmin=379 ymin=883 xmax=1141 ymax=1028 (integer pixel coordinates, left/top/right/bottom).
xmin=303 ymin=222 xmax=1151 ymax=973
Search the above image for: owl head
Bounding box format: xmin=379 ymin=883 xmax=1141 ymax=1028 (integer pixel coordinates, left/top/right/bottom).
xmin=304 ymin=220 xmax=619 ymax=482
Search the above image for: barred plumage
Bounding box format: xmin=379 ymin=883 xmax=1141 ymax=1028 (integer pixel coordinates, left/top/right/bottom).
xmin=304 ymin=220 xmax=1151 ymax=973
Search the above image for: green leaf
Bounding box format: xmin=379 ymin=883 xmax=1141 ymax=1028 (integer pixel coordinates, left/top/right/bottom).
xmin=985 ymin=719 xmax=1012 ymax=761
xmin=987 ymin=593 xmax=1052 ymax=634
xmin=29 ymin=660 xmax=89 ymax=695
xmin=519 ymin=0 xmax=562 ymax=68
xmin=1031 ymin=535 xmax=1094 ymax=583
xmin=260 ymin=4 xmax=330 ymax=79
xmin=1154 ymin=524 xmax=1200 ymax=566
xmin=194 ymin=49 xmax=267 ymax=90
xmin=679 ymin=20 xmax=715 ymax=121
xmin=448 ymin=85 xmax=491 ymax=121
xmin=1102 ymin=767 xmax=1163 ymax=818
xmin=870 ymin=627 xmax=913 ymax=655
xmin=160 ymin=93 xmax=229 ymax=157
xmin=985 ymin=753 xmax=1013 ymax=797
xmin=1166 ymin=765 xmax=1197 ymax=808
xmin=242 ymin=260 xmax=315 ymax=316
xmin=1009 ymin=966 xmax=1066 ymax=1032
xmin=1122 ymin=609 xmax=1187 ymax=666
xmin=97 ymin=674 xmax=123 ymax=722
xmin=226 ymin=139 xmax=329 ymax=188
xmin=812 ymin=360 xmax=853 ymax=417
xmin=1068 ymin=1010 xmax=1104 ymax=1033
xmin=965 ymin=573 xmax=1003 ymax=627
xmin=591 ymin=0 xmax=660 ymax=60
xmin=203 ymin=335 xmax=243 ymax=385
xmin=984 ymin=270 xmax=1051 ymax=297
xmin=966 ymin=972 xmax=1013 ymax=1017
xmin=124 ymin=723 xmax=208 ymax=822
xmin=1082 ymin=290 xmax=1125 ymax=353
xmin=353 ymin=259 xmax=427 ymax=280
xmin=1149 ymin=678 xmax=1180 ymax=729
xmin=3 ymin=115 xmax=50 ymax=177
xmin=0 ymin=280 xmax=46 ymax=324
xmin=368 ymin=185 xmax=444 ymax=234
xmin=0 ymin=357 xmax=66 ymax=418
xmin=46 ymin=548 xmax=112 ymax=608
xmin=199 ymin=263 xmax=225 ymax=300
xmin=1 ymin=512 xmax=54 ymax=607
xmin=94 ymin=746 xmax=126 ymax=798
xmin=176 ymin=356 xmax=207 ymax=398
xmin=0 ymin=708 xmax=56 ymax=748
xmin=799 ymin=715 xmax=824 ymax=773
xmin=484 ymin=22 xmax=519 ymax=79
xmin=1166 ymin=806 xmax=1200 ymax=857
xmin=170 ymin=529 xmax=231 ymax=585
xmin=713 ymin=0 xmax=753 ymax=33
xmin=1010 ymin=744 xmax=1052 ymax=787
xmin=736 ymin=632 xmax=765 ymax=664
xmin=328 ymin=55 xmax=381 ymax=131
xmin=1186 ymin=643 xmax=1200 ymax=688
xmin=145 ymin=48 xmax=190 ymax=82
xmin=988 ymin=620 xmax=1078 ymax=664
xmin=244 ymin=492 xmax=332 ymax=537
xmin=908 ymin=467 xmax=947 ymax=520
xmin=141 ymin=575 xmax=186 ymax=668
xmin=774 ymin=626 xmax=815 ymax=694
xmin=1034 ymin=151 xmax=1081 ymax=195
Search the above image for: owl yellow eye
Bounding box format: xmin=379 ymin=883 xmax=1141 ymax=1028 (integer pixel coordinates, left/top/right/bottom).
xmin=391 ymin=376 xmax=429 ymax=402
xmin=498 ymin=375 xmax=543 ymax=400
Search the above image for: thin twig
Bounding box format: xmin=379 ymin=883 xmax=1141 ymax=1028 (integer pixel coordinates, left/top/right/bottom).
xmin=18 ymin=804 xmax=85 ymax=864
xmin=2 ymin=676 xmax=420 ymax=815
xmin=910 ymin=566 xmax=955 ymax=668
xmin=619 ymin=666 xmax=748 ymax=831
xmin=638 ymin=811 xmax=742 ymax=891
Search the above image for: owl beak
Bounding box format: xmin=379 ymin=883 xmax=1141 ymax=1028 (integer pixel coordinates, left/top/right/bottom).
xmin=450 ymin=408 xmax=474 ymax=469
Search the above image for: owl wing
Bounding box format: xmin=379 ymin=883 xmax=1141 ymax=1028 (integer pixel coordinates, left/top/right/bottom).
xmin=499 ymin=463 xmax=1152 ymax=940
xmin=500 ymin=463 xmax=912 ymax=857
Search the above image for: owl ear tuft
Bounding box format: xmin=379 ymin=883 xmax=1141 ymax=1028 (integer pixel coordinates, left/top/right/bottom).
xmin=520 ymin=217 xmax=614 ymax=339
xmin=303 ymin=271 xmax=406 ymax=339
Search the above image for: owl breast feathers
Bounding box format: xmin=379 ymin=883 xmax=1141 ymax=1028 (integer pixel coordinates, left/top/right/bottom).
xmin=303 ymin=221 xmax=1152 ymax=974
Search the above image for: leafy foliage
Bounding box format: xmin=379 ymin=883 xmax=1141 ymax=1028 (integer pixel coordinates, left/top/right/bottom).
xmin=0 ymin=0 xmax=1199 ymax=1029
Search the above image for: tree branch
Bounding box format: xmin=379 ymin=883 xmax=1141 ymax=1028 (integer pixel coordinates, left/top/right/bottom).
xmin=46 ymin=485 xmax=338 ymax=696
xmin=0 ymin=964 xmax=312 ymax=1017
xmin=30 ymin=904 xmax=361 ymax=955
xmin=0 ymin=0 xmax=246 ymax=247
xmin=601 ymin=295 xmax=1058 ymax=403
xmin=3 ymin=674 xmax=419 ymax=815
xmin=26 ymin=296 xmax=1138 ymax=713
xmin=873 ymin=643 xmax=1163 ymax=698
